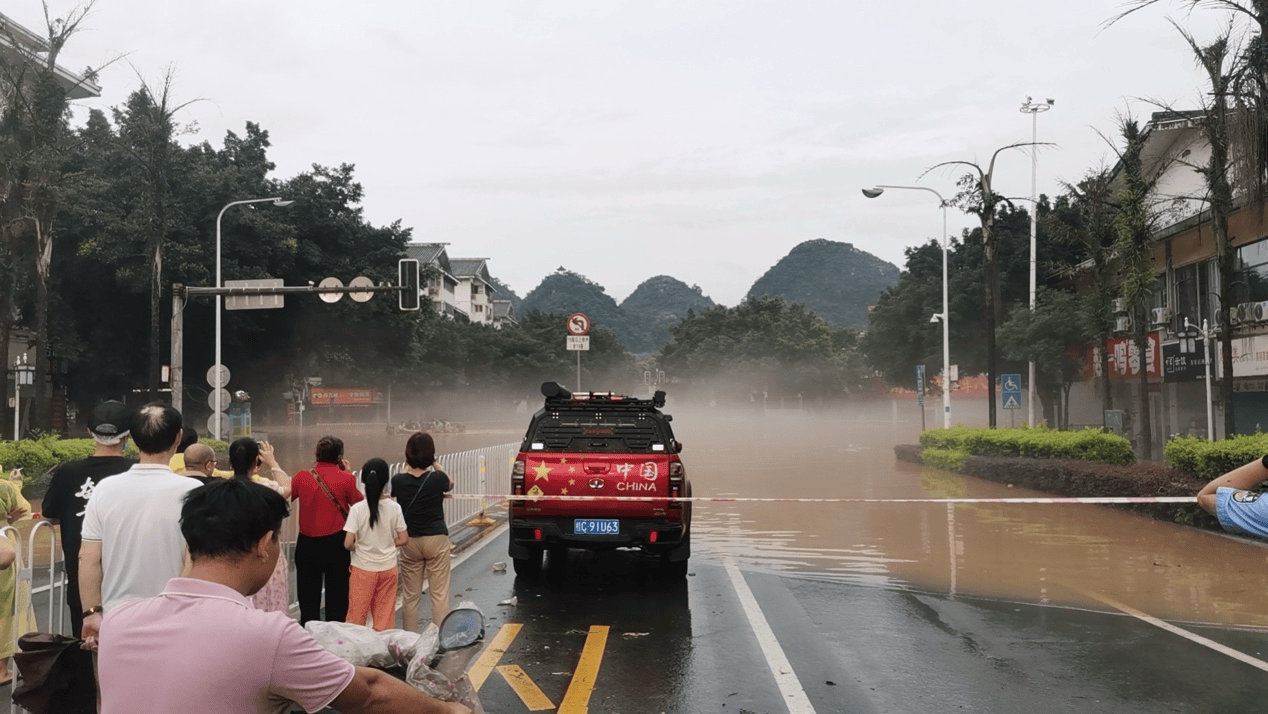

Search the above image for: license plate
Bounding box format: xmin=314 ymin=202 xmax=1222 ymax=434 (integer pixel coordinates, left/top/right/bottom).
xmin=574 ymin=519 xmax=619 ymax=535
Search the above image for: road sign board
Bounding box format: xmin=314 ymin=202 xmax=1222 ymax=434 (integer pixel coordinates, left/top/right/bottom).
xmin=567 ymin=336 xmax=590 ymax=351
xmin=207 ymin=413 xmax=228 ymax=438
xmin=225 ymin=279 xmax=284 ymax=310
xmin=317 ymin=277 xmax=344 ymax=304
xmin=348 ymin=276 xmax=375 ymax=303
xmin=206 ymin=364 xmax=231 ymax=388
xmin=567 ymin=313 xmax=590 ymax=336
xmin=207 ymin=388 xmax=231 ymax=411
xmin=1002 ymin=372 xmax=1022 ymax=410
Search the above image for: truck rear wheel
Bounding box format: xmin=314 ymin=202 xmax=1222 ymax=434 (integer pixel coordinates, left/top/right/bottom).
xmin=660 ymin=555 xmax=689 ymax=579
xmin=513 ymin=549 xmax=542 ymax=579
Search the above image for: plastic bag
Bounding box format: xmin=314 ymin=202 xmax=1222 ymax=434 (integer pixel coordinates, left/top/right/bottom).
xmin=405 ymin=656 xmax=480 ymax=710
xmin=381 ymin=624 xmax=439 ymax=666
xmin=304 ymin=621 xmax=394 ymax=668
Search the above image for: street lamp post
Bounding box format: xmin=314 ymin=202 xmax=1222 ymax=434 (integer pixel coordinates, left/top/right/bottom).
xmin=214 ymin=198 xmax=293 ymax=440
xmin=863 ymin=184 xmax=951 ymax=429
xmin=12 ymin=354 xmax=32 ymax=441
xmin=1020 ymin=96 xmax=1054 ymax=426
xmin=1181 ymin=318 xmax=1215 ymax=440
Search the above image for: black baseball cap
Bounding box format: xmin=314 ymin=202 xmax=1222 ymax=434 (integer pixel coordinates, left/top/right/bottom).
xmin=88 ymin=401 xmax=134 ymax=438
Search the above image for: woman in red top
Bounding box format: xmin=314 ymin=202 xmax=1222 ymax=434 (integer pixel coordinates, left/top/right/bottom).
xmin=290 ymin=435 xmax=364 ymax=625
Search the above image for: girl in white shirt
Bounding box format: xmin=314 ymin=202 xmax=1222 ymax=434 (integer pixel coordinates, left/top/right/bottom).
xmin=343 ymin=458 xmax=407 ymax=630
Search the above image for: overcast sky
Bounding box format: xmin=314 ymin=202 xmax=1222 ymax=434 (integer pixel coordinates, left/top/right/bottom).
xmin=7 ymin=1 xmax=1233 ymax=306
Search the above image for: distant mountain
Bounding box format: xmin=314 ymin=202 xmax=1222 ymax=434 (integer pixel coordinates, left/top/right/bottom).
xmin=746 ymin=239 xmax=899 ymax=330
xmin=489 ymin=276 xmax=522 ymax=313
xmin=619 ymin=276 xmax=716 ymax=354
xmin=519 ymin=268 xmax=635 ymax=346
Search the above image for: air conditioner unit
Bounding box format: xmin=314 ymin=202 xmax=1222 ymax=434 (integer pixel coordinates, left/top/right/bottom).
xmin=1240 ymin=302 xmax=1259 ymax=323
xmin=1112 ymin=298 xmax=1128 ymax=314
xmin=1150 ymin=307 xmax=1172 ymax=326
xmin=1255 ymin=301 xmax=1268 ymax=322
xmin=1114 ymin=316 xmax=1132 ymax=333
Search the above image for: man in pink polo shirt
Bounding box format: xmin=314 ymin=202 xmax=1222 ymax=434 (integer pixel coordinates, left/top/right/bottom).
xmin=98 ymin=478 xmax=469 ymax=714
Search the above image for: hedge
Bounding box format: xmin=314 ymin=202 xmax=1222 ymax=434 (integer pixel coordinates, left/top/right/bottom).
xmin=919 ymin=425 xmax=1135 ymax=466
xmin=0 ymin=435 xmax=228 ymax=490
xmin=919 ymin=447 xmax=968 ymax=472
xmin=1164 ymin=433 xmax=1268 ymax=481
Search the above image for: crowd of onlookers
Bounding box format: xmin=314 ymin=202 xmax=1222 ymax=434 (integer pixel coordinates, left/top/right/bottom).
xmin=29 ymin=400 xmax=469 ymax=713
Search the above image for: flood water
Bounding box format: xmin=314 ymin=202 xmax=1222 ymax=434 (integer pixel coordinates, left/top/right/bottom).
xmin=259 ymin=404 xmax=1268 ymax=632
xmin=672 ymin=405 xmax=1268 ymax=632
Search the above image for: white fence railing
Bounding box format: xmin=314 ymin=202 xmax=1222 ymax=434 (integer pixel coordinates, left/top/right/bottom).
xmin=2 ymin=440 xmax=519 ymax=712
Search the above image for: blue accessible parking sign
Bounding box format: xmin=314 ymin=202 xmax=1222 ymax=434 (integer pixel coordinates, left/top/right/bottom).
xmin=1001 ymin=373 xmax=1022 ymax=410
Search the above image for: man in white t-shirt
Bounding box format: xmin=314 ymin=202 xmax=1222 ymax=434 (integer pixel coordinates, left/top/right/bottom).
xmin=79 ymin=402 xmax=199 ymax=647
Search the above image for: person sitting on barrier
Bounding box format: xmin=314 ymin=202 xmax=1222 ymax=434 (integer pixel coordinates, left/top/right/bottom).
xmin=41 ymin=400 xmax=137 ymax=643
xmin=1198 ymin=456 xmax=1268 ymax=537
xmin=391 ymin=432 xmax=454 ymax=631
xmin=98 ymin=478 xmax=470 ymax=714
xmin=344 ymin=458 xmax=407 ymax=631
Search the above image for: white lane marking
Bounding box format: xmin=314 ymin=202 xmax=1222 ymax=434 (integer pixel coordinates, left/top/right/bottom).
xmin=724 ymin=557 xmax=817 ymax=714
xmin=452 ymin=521 xmax=510 ymax=570
xmin=409 ymin=522 xmax=509 ymax=602
xmin=1079 ymin=588 xmax=1268 ymax=673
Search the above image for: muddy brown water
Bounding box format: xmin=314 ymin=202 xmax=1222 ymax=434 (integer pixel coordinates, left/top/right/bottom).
xmin=266 ymin=408 xmax=1268 ymax=629
xmin=670 ymin=406 xmax=1268 ymax=631
xmin=31 ymin=406 xmax=1268 ymax=630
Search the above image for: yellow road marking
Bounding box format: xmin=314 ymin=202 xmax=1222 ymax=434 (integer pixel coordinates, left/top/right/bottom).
xmin=497 ymin=665 xmax=556 ymax=710
xmin=470 ymin=623 xmax=523 ymax=691
xmin=558 ymin=625 xmax=609 ymax=714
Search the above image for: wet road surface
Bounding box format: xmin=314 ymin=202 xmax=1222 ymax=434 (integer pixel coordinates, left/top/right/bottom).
xmin=440 ymin=407 xmax=1268 ymax=712
xmin=29 ymin=407 xmax=1268 ymax=711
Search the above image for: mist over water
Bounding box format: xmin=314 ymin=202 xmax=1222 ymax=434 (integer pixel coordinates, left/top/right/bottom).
xmin=668 ymin=402 xmax=1268 ymax=628
xmin=253 ymin=391 xmax=1268 ymax=628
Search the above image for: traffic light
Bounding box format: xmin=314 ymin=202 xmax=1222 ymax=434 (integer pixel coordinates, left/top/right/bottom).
xmin=398 ymin=258 xmax=420 ymax=311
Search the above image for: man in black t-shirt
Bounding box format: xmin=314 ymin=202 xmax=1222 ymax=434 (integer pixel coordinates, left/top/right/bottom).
xmin=41 ymin=401 xmax=136 ymax=636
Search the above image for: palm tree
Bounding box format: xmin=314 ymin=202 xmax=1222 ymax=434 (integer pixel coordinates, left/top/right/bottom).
xmin=925 ymin=143 xmax=1032 ymax=427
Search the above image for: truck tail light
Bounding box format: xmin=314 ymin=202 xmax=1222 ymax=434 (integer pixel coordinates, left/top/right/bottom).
xmin=649 ymin=531 xmax=659 ymax=544
xmin=668 ymin=460 xmax=684 ymax=508
xmin=512 ymin=460 xmax=526 ymax=496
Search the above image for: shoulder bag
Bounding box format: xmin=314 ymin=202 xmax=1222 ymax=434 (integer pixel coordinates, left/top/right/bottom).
xmin=309 ymin=468 xmax=349 ymax=519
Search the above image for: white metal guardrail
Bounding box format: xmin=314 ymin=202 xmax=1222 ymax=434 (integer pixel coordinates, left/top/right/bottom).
xmin=0 ymin=441 xmax=517 ymax=712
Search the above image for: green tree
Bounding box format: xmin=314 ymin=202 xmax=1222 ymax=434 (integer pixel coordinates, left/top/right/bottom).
xmin=0 ymin=2 xmax=102 ymax=430
xmin=998 ymin=288 xmax=1093 ymax=428
xmin=657 ymin=296 xmax=867 ymax=403
xmin=928 ymin=143 xmax=1035 ymax=427
xmin=1047 ymin=169 xmax=1121 ymax=417
xmin=1115 ymin=117 xmax=1163 ymax=459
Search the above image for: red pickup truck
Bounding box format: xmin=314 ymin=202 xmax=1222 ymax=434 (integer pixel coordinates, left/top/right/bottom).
xmin=509 ymin=382 xmax=691 ymax=578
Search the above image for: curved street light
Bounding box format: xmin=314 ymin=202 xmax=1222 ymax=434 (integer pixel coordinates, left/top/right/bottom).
xmin=863 ymin=184 xmax=951 ymax=429
xmin=213 ymin=197 xmax=294 ymax=440
xmin=1020 ymin=96 xmax=1054 ymax=426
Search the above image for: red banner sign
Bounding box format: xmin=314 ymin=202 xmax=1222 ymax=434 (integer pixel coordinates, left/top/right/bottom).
xmin=1082 ymin=333 xmax=1162 ymax=380
xmin=310 ymin=388 xmax=375 ymax=405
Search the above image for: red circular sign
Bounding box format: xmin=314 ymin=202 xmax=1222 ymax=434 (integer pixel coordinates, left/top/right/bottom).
xmin=566 ymin=313 xmax=591 ymax=336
